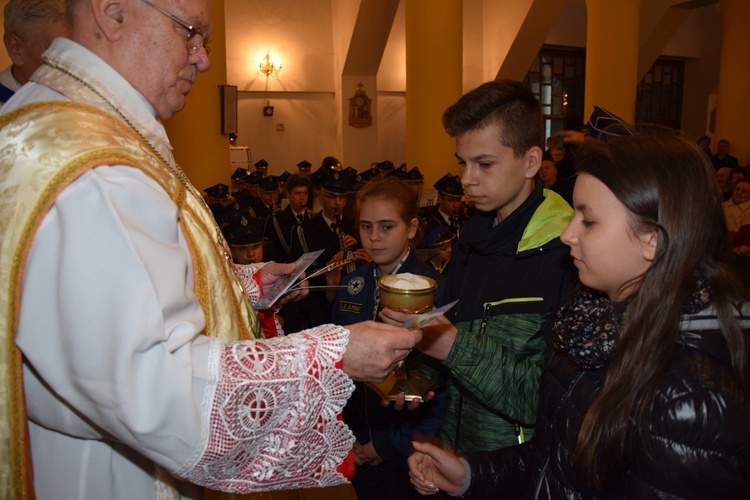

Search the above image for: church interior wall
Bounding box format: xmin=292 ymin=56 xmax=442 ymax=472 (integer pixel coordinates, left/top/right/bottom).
xmin=222 ymin=0 xmax=722 ymax=179
xmin=0 ymin=1 xmax=727 ymax=179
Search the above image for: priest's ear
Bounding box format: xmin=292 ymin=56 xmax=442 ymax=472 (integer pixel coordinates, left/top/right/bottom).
xmin=3 ymin=33 xmax=24 ymax=66
xmin=90 ymin=0 xmax=126 ymax=40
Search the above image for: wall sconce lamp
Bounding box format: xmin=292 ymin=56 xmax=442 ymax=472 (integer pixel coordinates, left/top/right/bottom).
xmin=260 ymin=53 xmax=282 ymax=76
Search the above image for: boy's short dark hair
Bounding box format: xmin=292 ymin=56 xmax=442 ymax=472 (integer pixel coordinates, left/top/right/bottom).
xmin=442 ymin=79 xmax=543 ymax=159
xmin=284 ymin=173 xmax=311 ymax=192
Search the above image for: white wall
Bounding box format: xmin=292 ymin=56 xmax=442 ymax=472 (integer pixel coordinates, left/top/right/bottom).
xmin=225 ymin=0 xmax=341 ymax=175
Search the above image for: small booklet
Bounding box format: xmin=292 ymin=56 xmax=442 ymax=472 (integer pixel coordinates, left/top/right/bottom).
xmin=255 ymin=249 xmax=324 ymax=310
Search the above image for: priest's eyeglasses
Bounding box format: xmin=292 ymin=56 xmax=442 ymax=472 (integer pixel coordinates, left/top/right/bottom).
xmin=141 ymin=0 xmax=211 ymax=55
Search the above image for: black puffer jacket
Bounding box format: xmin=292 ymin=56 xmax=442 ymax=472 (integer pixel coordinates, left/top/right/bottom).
xmin=460 ymin=308 xmax=750 ymax=498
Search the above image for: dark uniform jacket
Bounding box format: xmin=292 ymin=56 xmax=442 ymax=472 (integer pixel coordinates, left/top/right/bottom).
xmin=418 ymin=205 xmax=466 ymax=247
xmin=250 ymin=199 xmax=276 ymax=231
xmin=332 ymin=249 xmax=445 ymax=323
xmin=287 ymin=211 xmax=358 ymax=329
xmin=265 ymin=206 xmax=308 ymax=263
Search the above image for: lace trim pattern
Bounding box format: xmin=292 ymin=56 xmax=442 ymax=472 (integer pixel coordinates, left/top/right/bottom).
xmin=233 ymin=263 xmax=266 ymax=303
xmin=177 ymin=326 xmax=355 ymax=492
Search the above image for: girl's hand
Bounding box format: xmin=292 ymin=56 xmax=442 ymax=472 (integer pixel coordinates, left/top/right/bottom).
xmin=408 ymin=441 xmax=466 ymax=496
xmin=353 ymin=440 xmax=383 ymax=466
xmin=382 ymin=391 xmax=435 ymax=411
xmin=353 ymin=248 xmax=372 ymax=264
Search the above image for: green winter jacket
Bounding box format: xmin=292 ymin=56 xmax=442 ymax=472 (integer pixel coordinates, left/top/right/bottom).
xmin=441 ymin=184 xmax=574 ymax=453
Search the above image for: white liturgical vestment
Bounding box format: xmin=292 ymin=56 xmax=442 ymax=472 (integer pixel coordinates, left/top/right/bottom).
xmin=0 ymin=38 xmax=354 ymax=499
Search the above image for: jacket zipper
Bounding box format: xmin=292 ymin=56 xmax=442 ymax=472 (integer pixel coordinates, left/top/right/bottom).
xmin=455 ymin=297 xmax=543 ymax=449
xmin=477 ymin=297 xmax=544 ymax=339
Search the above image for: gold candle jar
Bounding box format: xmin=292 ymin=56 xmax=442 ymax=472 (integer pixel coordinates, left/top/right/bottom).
xmin=378 ymin=274 xmax=437 ymax=314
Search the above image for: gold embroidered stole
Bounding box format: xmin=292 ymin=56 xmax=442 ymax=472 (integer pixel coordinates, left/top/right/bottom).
xmin=0 ymin=102 xmax=260 ymax=499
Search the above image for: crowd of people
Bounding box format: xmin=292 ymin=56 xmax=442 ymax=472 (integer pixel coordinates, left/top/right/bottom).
xmin=700 ymin=136 xmax=750 ymax=287
xmin=201 ymin=155 xmax=472 ymax=334
xmin=1 ymin=0 xmax=748 ymax=499
xmin=211 ymin=164 xmax=465 ymax=250
xmin=201 ymin=80 xmax=750 ymax=500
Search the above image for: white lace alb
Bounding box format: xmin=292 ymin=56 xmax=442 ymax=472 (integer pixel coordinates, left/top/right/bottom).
xmin=177 ymin=326 xmax=355 ymax=492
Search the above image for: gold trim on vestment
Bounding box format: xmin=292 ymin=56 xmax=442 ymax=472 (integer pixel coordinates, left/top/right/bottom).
xmin=1 ymin=101 xmax=259 ymax=498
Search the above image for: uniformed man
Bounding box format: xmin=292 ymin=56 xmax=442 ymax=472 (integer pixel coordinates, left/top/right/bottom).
xmin=418 ymin=173 xmax=466 ymax=247
xmin=265 ymin=174 xmax=311 ymax=263
xmin=289 ymin=173 xmax=360 ymax=330
xmin=296 ymin=160 xmax=312 ymax=178
xmin=230 ymin=167 xmax=250 ymax=199
xmin=202 ymin=183 xmax=232 ymax=222
xmin=253 ymin=158 xmax=269 ymax=177
xmin=245 ymin=170 xmax=264 ymax=203
xmin=252 ymin=175 xmax=281 ymax=227
xmin=405 ymin=166 xmax=425 ymax=203
xmin=375 ymin=160 xmax=395 ymax=178
xmin=416 ymin=229 xmax=456 ymax=277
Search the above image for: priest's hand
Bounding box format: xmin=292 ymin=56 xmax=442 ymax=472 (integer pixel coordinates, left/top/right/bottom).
xmin=259 ymin=262 xmax=309 ymax=305
xmin=259 ymin=261 xmax=298 ymax=287
xmin=379 ymin=308 xmax=457 ymax=361
xmin=344 ymin=321 xmax=420 ymax=382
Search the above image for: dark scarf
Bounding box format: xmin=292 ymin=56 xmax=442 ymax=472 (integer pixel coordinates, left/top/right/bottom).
xmin=552 ymin=281 xmax=712 ymax=369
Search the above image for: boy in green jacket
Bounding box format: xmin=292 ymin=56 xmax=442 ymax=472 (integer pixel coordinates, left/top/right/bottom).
xmin=385 ymin=80 xmax=575 ymax=452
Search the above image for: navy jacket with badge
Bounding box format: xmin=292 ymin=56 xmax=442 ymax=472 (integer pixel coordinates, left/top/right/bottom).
xmin=332 ymin=250 xmax=448 ymax=460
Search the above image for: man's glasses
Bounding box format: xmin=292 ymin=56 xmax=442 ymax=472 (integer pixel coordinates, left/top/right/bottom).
xmin=141 ymin=0 xmax=210 ymax=55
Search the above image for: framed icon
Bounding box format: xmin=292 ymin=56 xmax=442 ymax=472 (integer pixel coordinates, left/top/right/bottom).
xmin=349 ymin=82 xmax=372 ymax=128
